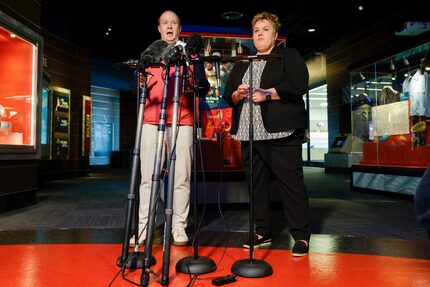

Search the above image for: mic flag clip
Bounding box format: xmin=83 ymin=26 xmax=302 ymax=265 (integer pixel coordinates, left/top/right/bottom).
xmin=163 ymin=41 xmax=186 ymax=63
xmin=162 ymin=33 xmax=204 ymax=64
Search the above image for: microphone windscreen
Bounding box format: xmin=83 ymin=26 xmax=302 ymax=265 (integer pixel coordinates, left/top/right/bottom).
xmin=139 ymin=54 xmax=153 ymax=69
xmin=186 ymin=33 xmax=204 ymax=55
xmin=140 ymin=40 xmax=169 ymax=66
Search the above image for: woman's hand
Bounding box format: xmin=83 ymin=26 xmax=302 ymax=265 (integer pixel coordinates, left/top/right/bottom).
xmin=232 ymin=84 xmax=249 ymax=103
xmin=252 ymin=88 xmax=269 ymax=103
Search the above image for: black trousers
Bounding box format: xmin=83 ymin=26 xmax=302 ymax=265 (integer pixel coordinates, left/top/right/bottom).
xmin=241 ymin=131 xmax=310 ymax=242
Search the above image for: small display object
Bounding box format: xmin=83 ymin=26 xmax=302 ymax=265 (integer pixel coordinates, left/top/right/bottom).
xmin=50 ymin=87 xmax=71 ymax=159
xmin=371 ymin=101 xmax=409 ymax=136
xmin=82 ymin=95 xmax=92 ymax=156
xmin=0 ymin=120 xmax=23 ymax=145
xmin=329 ymin=133 xmax=352 ymax=153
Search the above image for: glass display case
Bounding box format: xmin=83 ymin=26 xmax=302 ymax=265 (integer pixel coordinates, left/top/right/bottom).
xmin=350 ymin=42 xmax=430 ymax=194
xmin=0 ymin=10 xmax=43 ymax=211
xmin=0 ymin=26 xmax=37 ymax=145
xmin=0 ymin=18 xmax=42 ymax=157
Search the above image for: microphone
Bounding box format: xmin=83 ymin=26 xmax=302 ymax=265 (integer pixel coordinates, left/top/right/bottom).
xmin=139 ymin=40 xmax=169 ymax=69
xmin=176 ymin=40 xmax=186 ymax=50
xmin=212 ymin=52 xmax=222 ymax=89
xmin=163 ymin=40 xmax=186 ymax=63
xmin=185 ymin=33 xmax=203 ymax=56
xmin=162 ymin=43 xmax=176 ymax=63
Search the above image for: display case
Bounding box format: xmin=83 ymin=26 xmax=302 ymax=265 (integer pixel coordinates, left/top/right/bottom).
xmin=350 ymin=42 xmax=430 ymax=195
xmin=0 ymin=10 xmax=43 ymax=211
xmin=0 ymin=14 xmax=42 ymax=158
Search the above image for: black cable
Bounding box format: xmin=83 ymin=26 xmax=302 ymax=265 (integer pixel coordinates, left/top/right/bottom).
xmin=107 ymin=59 xmax=194 ymax=287
xmin=107 ymin=69 xmax=167 ymax=287
xmin=116 ymin=174 xmax=166 ymax=287
xmin=108 ymin=64 xmax=174 ymax=286
xmin=183 ymin=107 xmax=233 ymax=286
xmin=106 ymin=266 xmax=122 ymax=287
xmin=192 ymin=133 xmax=232 ymax=284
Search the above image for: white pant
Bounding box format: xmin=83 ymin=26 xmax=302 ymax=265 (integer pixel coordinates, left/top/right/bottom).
xmin=138 ymin=124 xmax=193 ymax=233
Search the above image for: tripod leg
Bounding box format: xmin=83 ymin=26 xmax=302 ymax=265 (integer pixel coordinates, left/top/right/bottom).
xmin=141 ymin=66 xmax=171 ymax=287
xmin=117 ymin=74 xmax=157 ymax=270
xmin=161 ymin=63 xmax=183 ymax=285
xmin=117 ymin=75 xmax=147 ymax=266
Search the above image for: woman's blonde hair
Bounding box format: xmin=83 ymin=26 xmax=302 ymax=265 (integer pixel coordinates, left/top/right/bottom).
xmin=252 ymin=12 xmax=281 ymax=32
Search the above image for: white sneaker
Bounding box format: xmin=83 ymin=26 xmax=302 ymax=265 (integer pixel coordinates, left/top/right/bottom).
xmin=129 ymin=231 xmax=146 ymax=248
xmin=172 ymin=227 xmax=188 ymax=246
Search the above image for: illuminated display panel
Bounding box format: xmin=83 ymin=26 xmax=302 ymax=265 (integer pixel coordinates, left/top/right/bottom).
xmin=0 ymin=26 xmax=37 ymax=146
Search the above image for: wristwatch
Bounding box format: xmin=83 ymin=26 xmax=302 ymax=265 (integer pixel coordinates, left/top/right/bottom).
xmin=264 ymin=91 xmax=272 ymax=101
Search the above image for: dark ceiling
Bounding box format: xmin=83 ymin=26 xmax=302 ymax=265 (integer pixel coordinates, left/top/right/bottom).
xmin=41 ymin=0 xmax=429 ymax=61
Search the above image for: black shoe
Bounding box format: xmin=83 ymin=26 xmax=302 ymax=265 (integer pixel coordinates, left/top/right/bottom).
xmin=243 ymin=234 xmax=272 ymax=249
xmin=292 ymin=240 xmax=309 ymax=257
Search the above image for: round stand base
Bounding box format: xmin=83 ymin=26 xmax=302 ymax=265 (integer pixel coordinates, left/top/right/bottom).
xmin=116 ymin=252 xmax=156 ymax=269
xmin=176 ymin=256 xmax=217 ymax=275
xmin=231 ymin=259 xmax=273 ymax=278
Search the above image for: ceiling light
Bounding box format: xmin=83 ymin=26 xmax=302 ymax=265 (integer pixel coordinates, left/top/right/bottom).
xmin=220 ymin=11 xmax=244 ymax=21
xmin=308 ymin=28 xmax=316 ymax=32
xmin=358 ymin=5 xmax=364 ymax=11
xmin=389 ymin=60 xmax=395 ymax=71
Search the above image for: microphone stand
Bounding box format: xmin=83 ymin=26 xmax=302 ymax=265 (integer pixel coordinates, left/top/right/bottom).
xmin=175 ymin=58 xmax=216 ymax=275
xmin=117 ymin=68 xmax=156 ymax=269
xmin=141 ymin=63 xmax=172 ymax=287
xmin=231 ymin=56 xmax=273 ymax=278
xmin=160 ymin=60 xmax=182 ymax=285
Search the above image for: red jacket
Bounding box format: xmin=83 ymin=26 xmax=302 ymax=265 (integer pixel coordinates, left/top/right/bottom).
xmin=143 ymin=65 xmax=193 ymax=126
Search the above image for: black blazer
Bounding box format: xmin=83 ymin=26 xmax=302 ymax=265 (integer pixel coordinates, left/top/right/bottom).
xmin=222 ymin=46 xmax=309 ymax=135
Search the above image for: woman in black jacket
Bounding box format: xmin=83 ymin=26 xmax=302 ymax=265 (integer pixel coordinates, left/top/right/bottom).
xmin=222 ymin=11 xmax=310 ymax=257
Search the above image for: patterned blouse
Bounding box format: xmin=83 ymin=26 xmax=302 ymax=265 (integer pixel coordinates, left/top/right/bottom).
xmin=232 ymin=60 xmax=294 ymax=142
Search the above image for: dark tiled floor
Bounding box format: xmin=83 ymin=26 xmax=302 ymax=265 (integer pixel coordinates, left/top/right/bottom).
xmin=1 ymin=167 xmax=426 ymax=240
